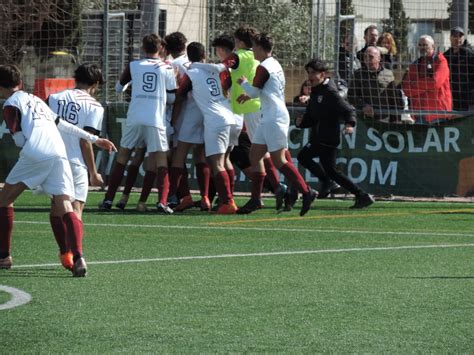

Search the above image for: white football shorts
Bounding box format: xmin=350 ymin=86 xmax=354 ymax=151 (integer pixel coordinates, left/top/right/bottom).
xmin=243 ymin=111 xmax=261 ymax=143
xmin=6 ymin=156 xmax=74 ymax=198
xmin=204 ymin=125 xmax=231 ymax=157
xmin=70 ymin=162 xmax=89 ymax=202
xmin=252 ymin=119 xmax=289 ymax=152
xmin=177 ymin=108 xmax=204 ymax=145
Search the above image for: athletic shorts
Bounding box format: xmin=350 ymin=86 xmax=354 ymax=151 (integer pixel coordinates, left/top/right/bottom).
xmin=178 ymin=110 xmax=204 ymax=145
xmin=253 ymin=120 xmax=289 ymax=152
xmin=120 ymin=124 xmax=169 ymax=153
xmin=229 ymin=114 xmax=244 ymax=147
xmin=70 ymin=163 xmax=89 ymax=202
xmin=120 ymin=124 xmax=146 ymax=149
xmin=243 ymin=111 xmax=261 ymax=143
xmin=6 ymin=156 xmax=74 ymax=197
xmin=204 ymin=125 xmax=231 ymax=157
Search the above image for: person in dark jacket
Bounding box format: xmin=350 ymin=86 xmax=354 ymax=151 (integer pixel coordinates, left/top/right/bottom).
xmin=443 ymin=26 xmax=474 ymax=111
xmin=295 ymin=59 xmax=374 ymax=209
xmin=348 ymin=46 xmax=404 ymax=122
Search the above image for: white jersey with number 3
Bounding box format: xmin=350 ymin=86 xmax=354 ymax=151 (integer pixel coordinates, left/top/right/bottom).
xmin=48 ymin=89 xmax=104 ymax=167
xmin=4 ymin=91 xmax=66 ymax=162
xmin=185 ymin=67 xmax=235 ymax=128
xmin=127 ymin=58 xmax=177 ymax=127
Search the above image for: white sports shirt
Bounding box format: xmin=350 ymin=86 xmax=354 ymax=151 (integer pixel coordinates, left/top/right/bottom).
xmin=171 ymin=55 xmax=203 ymax=123
xmin=179 ymin=66 xmax=235 ymax=128
xmin=48 ymin=89 xmax=104 ymax=167
xmin=3 ymin=91 xmax=67 ymax=162
xmin=127 ymin=58 xmax=177 ymax=127
xmin=242 ymin=56 xmax=289 ymax=125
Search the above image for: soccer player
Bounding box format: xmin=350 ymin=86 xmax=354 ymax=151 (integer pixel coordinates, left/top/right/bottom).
xmin=236 ymin=33 xmax=317 ymax=216
xmin=193 ymin=27 xmax=288 ymax=210
xmin=164 ymin=32 xmax=211 ymax=212
xmin=173 ymin=42 xmax=238 ymax=214
xmin=99 ymin=33 xmax=177 ymax=213
xmin=0 ymin=64 xmax=116 ymax=276
xmin=47 ymin=63 xmax=105 ymax=270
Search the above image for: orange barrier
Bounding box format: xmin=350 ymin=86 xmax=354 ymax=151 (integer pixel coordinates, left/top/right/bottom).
xmin=34 ymin=78 xmax=75 ymax=100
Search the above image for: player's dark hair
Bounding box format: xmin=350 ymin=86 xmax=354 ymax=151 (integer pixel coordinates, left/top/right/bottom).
xmin=252 ymin=32 xmax=273 ymax=52
xmin=234 ymin=25 xmax=259 ymax=48
xmin=74 ymin=64 xmax=104 ymax=86
xmin=187 ymin=42 xmax=206 ymax=62
xmin=0 ymin=64 xmax=22 ymax=89
xmin=164 ymin=32 xmax=187 ymax=53
xmin=212 ymin=34 xmax=235 ymax=52
xmin=142 ymin=33 xmax=161 ymax=54
xmin=304 ymin=58 xmax=329 ymax=72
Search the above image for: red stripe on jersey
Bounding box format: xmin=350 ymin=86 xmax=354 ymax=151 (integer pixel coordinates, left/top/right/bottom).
xmin=252 ymin=65 xmax=270 ymax=89
xmin=176 ymin=74 xmax=192 ymax=97
xmin=3 ymin=106 xmax=22 ymax=133
xmin=220 ymin=70 xmax=232 ymax=91
xmin=222 ymin=53 xmax=239 ymax=70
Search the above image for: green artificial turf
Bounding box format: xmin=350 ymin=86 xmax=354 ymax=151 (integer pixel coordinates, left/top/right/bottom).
xmin=1 ymin=192 xmax=473 ymax=352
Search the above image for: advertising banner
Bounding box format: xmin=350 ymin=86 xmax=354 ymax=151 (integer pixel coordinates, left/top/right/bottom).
xmin=1 ymin=104 xmax=473 ymax=197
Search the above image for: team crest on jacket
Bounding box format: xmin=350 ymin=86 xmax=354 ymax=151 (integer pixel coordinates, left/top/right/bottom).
xmin=317 ymin=95 xmax=323 ymax=103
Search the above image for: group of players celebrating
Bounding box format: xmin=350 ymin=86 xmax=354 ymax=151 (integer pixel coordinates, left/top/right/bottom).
xmin=99 ymin=26 xmax=317 ymax=217
xmin=0 ymin=25 xmax=374 ymax=276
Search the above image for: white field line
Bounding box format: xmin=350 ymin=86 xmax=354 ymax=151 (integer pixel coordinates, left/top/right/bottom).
xmin=13 ymin=220 xmax=474 ymax=238
xmin=11 ymin=243 xmax=474 ymax=269
xmin=0 ymin=286 xmax=32 ymax=310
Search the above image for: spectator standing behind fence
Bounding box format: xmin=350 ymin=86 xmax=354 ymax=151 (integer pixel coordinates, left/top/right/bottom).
xmin=348 ymin=46 xmax=403 ymax=122
xmin=402 ymin=35 xmax=452 ymax=123
xmin=338 ymin=32 xmax=361 ymax=82
xmin=293 ymin=80 xmax=312 ymax=105
xmin=356 ymin=25 xmax=379 ymax=67
xmin=443 ymin=27 xmax=474 ymax=111
xmin=377 ymin=32 xmax=397 ymax=70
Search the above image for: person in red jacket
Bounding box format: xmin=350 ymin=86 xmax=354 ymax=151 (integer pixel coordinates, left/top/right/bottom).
xmin=402 ymin=35 xmax=453 ymax=123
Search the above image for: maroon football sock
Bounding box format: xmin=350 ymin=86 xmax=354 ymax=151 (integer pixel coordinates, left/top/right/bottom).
xmin=123 ymin=164 xmax=140 ymax=196
xmin=50 ymin=215 xmax=68 ymax=254
xmin=214 ymin=171 xmax=232 ymax=204
xmin=139 ymin=170 xmax=156 ymax=203
xmin=263 ymin=157 xmax=281 ymax=191
xmin=284 ymin=149 xmax=295 ymax=166
xmin=279 ymin=163 xmax=309 ymax=194
xmin=251 ymin=172 xmax=266 ymax=200
xmin=62 ymin=212 xmax=83 ymax=258
xmin=157 ymin=166 xmax=170 ymax=205
xmin=0 ymin=207 xmax=14 ymax=257
xmin=226 ymin=169 xmax=236 ymax=194
xmin=177 ymin=167 xmax=190 ymax=198
xmin=208 ymin=177 xmax=217 ymax=203
xmin=196 ymin=162 xmax=211 ymax=198
xmin=104 ymin=162 xmax=126 ymax=202
xmin=169 ymin=166 xmax=185 ymax=197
